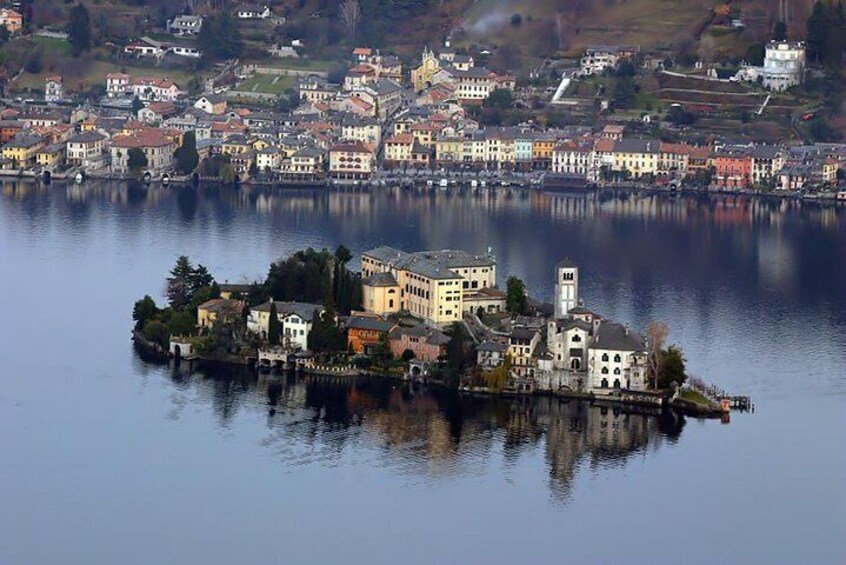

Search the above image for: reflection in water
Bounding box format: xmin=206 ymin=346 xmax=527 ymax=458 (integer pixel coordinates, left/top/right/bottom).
xmin=173 ymin=361 xmax=685 ymax=502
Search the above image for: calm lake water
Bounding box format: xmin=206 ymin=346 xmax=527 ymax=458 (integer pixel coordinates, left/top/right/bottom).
xmin=1 ymin=181 xmax=844 ymax=564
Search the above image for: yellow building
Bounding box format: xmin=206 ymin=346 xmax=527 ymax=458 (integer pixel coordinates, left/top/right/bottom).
xmin=411 ymin=48 xmax=440 ymax=92
xmin=2 ymin=135 xmax=46 ymax=168
xmin=197 ymin=299 xmax=245 ymax=329
xmin=384 ymin=134 xmax=414 ymax=164
xmin=532 ymin=137 xmax=556 ymax=163
xmin=35 ymin=143 xmax=66 ymax=168
xmin=612 ymin=139 xmax=660 ymax=177
xmin=362 ymin=272 xmax=402 ymax=315
xmin=435 ymin=137 xmax=463 ymax=163
xmin=361 ymin=246 xmax=497 ymax=327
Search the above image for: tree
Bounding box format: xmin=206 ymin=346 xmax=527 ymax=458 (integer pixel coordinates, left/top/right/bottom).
xmin=444 ymin=322 xmax=470 ymax=386
xmin=340 ymin=0 xmax=362 ymax=40
xmin=510 ymin=13 xmax=522 ymax=26
xmin=659 ymin=345 xmax=687 ymax=388
xmin=68 ymin=2 xmax=92 ymax=55
xmin=174 ymin=131 xmax=200 ymax=175
xmin=485 ymin=89 xmax=513 ymax=110
xmin=132 ymin=295 xmax=158 ymax=330
xmin=484 ymin=355 xmax=511 ymax=392
xmin=612 ymin=77 xmax=637 ymax=108
xmin=773 ymin=20 xmax=788 ymax=41
xmin=142 ymin=320 xmax=170 ymax=349
xmin=199 ymin=12 xmax=242 ymax=64
xmin=167 ymin=311 xmax=196 ymax=337
xmin=127 ymin=147 xmax=148 ymax=175
xmin=0 ymin=26 xmax=10 ymax=46
xmin=268 ymin=301 xmax=280 ymax=344
xmin=806 ymin=1 xmax=829 ymax=63
xmin=131 ymin=96 xmax=143 ymax=117
xmin=646 ymin=321 xmax=669 ymax=389
xmin=505 ymin=276 xmax=529 ymax=316
xmin=167 ymin=256 xmax=195 ymax=309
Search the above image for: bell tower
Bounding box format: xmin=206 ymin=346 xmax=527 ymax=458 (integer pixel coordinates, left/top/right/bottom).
xmin=554 ymin=260 xmax=579 ymax=318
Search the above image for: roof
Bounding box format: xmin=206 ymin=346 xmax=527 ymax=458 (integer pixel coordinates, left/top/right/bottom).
xmin=477 ymin=340 xmax=508 ymax=353
xmin=111 ymin=130 xmax=173 ymax=148
xmin=362 ymin=272 xmax=399 ymax=287
xmin=591 ymin=321 xmax=644 ymax=352
xmin=390 ymin=325 xmax=449 ymax=346
xmin=346 ymin=315 xmax=394 ymax=332
xmin=198 ymin=298 xmax=246 ymax=315
xmin=557 ymin=258 xmax=577 ymax=269
xmin=4 ymin=135 xmax=43 ymax=148
xmin=330 ymin=141 xmax=372 ymax=154
xmin=614 ymin=138 xmax=660 ymax=154
xmin=67 ymin=131 xmax=106 ymax=144
xmin=252 ymin=300 xmax=323 ymax=320
xmin=510 ymin=327 xmax=539 ymax=341
xmin=554 ymin=318 xmax=592 ymax=332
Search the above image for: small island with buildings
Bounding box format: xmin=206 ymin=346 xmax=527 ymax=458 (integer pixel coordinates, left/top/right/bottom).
xmin=133 ymin=246 xmax=750 ymax=419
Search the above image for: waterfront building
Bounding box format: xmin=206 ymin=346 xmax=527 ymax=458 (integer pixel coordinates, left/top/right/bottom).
xmin=587 ymin=322 xmax=647 ymax=391
xmin=477 ymin=341 xmax=508 ymax=370
xmin=328 ymin=142 xmax=375 ymax=179
xmin=197 ymin=299 xmax=246 ymax=329
xmin=66 ymin=131 xmax=107 ymax=169
xmin=247 ymin=301 xmax=323 ymax=350
xmin=2 ymin=135 xmax=46 ymax=168
xmin=547 ymin=317 xmax=592 ymax=372
xmin=509 ymin=328 xmax=541 ymax=377
xmin=346 ymin=315 xmax=397 ymax=354
xmin=388 ymin=325 xmax=450 ymax=363
xmin=713 ymin=147 xmax=752 ymax=188
xmin=109 ymin=130 xmax=176 ymax=175
xmin=612 ymin=138 xmax=660 ymax=178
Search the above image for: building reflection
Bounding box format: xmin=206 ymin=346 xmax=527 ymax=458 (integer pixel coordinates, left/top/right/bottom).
xmin=162 ymin=360 xmax=686 ymax=502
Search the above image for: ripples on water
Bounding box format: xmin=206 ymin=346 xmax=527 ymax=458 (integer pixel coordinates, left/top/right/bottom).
xmin=1 ymin=180 xmax=845 ymax=563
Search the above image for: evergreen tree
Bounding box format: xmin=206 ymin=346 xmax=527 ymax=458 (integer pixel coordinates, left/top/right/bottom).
xmin=505 ymin=276 xmax=529 ymax=316
xmin=131 ymin=96 xmax=144 ymax=117
xmin=68 ymin=3 xmax=92 ymax=55
xmin=127 ymin=148 xmax=148 ymax=175
xmin=268 ymin=301 xmax=281 ymax=344
xmin=174 ymin=131 xmax=200 ymax=175
xmin=132 ymin=295 xmax=159 ymax=331
xmin=659 ymin=346 xmax=687 ymax=388
xmin=773 ymin=20 xmax=788 ymax=41
xmin=806 ymin=1 xmax=829 ymax=63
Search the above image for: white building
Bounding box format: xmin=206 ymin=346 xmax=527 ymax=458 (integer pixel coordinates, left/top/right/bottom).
xmin=236 ymin=4 xmax=271 ymax=19
xmin=247 ymin=301 xmax=324 ymax=351
xmin=45 ymin=75 xmax=63 ymax=102
xmin=168 ymin=15 xmax=203 ymax=36
xmin=554 ymin=260 xmax=579 ymax=319
xmin=762 ymin=41 xmax=805 ymax=91
xmin=587 ymin=322 xmax=647 ymax=391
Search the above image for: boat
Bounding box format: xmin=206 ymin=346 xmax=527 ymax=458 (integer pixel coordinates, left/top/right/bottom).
xmin=74 ymin=171 xmax=85 ymax=184
xmin=470 ymin=179 xmax=478 ymax=188
xmin=439 ymin=178 xmax=448 ymax=189
xmin=837 ymin=191 xmax=846 ymax=202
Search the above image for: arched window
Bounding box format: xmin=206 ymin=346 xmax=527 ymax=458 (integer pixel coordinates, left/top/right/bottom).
xmin=613 ymin=368 xmax=621 ymax=375
xmin=601 ymin=353 xmax=609 ymax=362
xmin=601 ymin=378 xmax=609 ymax=388
xmin=613 ymin=379 xmax=621 ymax=389
xmin=613 ymin=354 xmax=621 ymax=363
xmin=601 ymin=367 xmax=609 ymax=375
xmin=572 ymin=334 xmax=581 ymax=342
xmin=388 ymin=299 xmax=394 ymax=308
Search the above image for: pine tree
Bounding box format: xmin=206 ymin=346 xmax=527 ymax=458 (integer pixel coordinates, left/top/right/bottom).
xmin=68 ymin=3 xmax=92 ymax=55
xmin=267 ymin=301 xmax=280 ymax=344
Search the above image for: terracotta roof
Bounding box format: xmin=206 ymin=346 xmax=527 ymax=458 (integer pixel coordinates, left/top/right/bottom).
xmin=352 ymin=47 xmax=372 ymax=55
xmin=111 ymin=130 xmax=174 ymax=148
xmin=386 ymin=133 xmax=414 ymax=144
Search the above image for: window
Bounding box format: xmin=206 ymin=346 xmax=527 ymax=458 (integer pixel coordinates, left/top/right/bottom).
xmin=613 ymin=368 xmax=620 ymax=375
xmin=601 ymin=367 xmax=609 ymax=374
xmin=613 ymin=354 xmax=621 ymax=363
xmin=601 ymin=353 xmax=609 ymax=362
xmin=572 ymin=335 xmax=581 ymax=343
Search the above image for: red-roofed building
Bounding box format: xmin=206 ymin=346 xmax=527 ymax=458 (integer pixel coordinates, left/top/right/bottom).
xmin=109 ymin=130 xmax=176 ymax=175
xmin=329 ymin=142 xmax=374 ymax=179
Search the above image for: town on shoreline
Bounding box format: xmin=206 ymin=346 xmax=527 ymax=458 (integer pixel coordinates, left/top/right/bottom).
xmin=0 ymin=3 xmax=843 ymax=201
xmin=133 ymin=247 xmax=751 ymax=419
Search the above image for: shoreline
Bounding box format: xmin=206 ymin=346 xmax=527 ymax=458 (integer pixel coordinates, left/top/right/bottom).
xmin=8 ymin=168 xmax=840 ymax=204
xmin=134 ymin=334 xmax=725 ymax=419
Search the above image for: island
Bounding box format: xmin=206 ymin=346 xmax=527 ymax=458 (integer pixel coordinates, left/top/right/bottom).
xmin=132 ymin=246 xmax=750 ymax=418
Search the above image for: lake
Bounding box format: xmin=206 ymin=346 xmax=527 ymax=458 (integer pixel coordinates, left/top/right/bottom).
xmin=1 ymin=181 xmax=844 ymax=564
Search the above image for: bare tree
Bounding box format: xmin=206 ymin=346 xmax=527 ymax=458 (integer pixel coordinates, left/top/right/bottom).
xmin=340 ymin=0 xmax=362 ymax=41
xmin=646 ymin=321 xmax=669 ymax=389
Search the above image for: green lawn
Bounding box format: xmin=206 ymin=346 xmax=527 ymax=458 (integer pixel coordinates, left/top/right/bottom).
xmin=242 ymin=57 xmax=335 ymax=72
xmin=234 ymin=73 xmax=294 ymax=94
xmin=680 ymin=389 xmax=713 ymax=407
